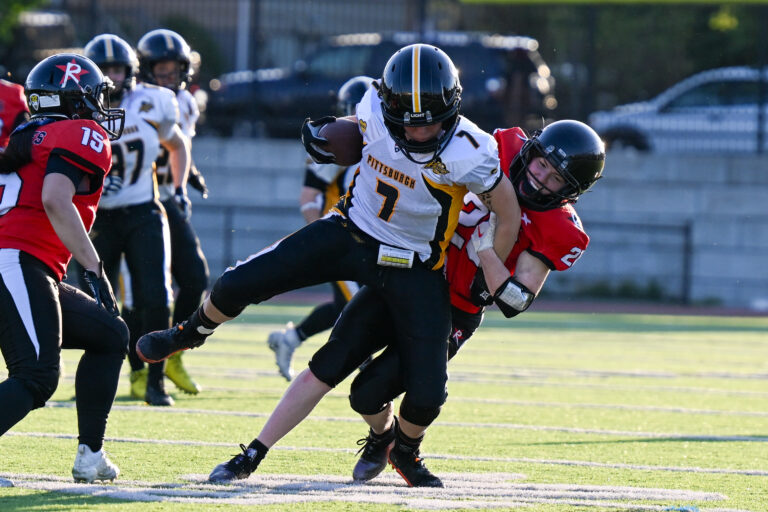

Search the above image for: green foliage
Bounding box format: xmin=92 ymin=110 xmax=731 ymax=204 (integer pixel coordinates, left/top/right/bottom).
xmin=0 ymin=0 xmax=45 ymax=45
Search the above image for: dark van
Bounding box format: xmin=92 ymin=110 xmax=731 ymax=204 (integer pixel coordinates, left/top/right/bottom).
xmin=205 ymin=31 xmax=556 ymax=137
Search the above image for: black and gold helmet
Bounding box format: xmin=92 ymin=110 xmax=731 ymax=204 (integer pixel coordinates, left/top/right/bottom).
xmin=136 ymin=29 xmax=192 ymax=90
xmin=84 ymin=34 xmax=138 ymax=102
xmin=378 ymin=44 xmax=462 ymax=163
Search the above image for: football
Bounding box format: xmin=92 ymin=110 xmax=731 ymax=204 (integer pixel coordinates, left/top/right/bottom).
xmin=319 ymin=118 xmax=364 ymax=166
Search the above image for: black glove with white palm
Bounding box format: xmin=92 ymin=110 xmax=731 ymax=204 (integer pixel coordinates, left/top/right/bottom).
xmin=301 ymin=116 xmax=337 ymax=164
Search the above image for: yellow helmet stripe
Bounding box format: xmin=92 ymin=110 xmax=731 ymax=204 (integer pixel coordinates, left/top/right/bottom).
xmin=411 ymin=44 xmax=421 ymax=113
xmin=104 ymin=37 xmax=114 ymax=60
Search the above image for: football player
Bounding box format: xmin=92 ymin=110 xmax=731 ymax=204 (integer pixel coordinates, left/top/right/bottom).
xmin=349 ymin=120 xmax=605 ymax=486
xmin=0 ymin=76 xmax=30 ymax=150
xmin=190 ymin=120 xmax=604 ymax=488
xmin=266 ymin=75 xmax=374 ymax=381
xmin=136 ymin=43 xmax=521 ymax=484
xmin=83 ymin=34 xmax=191 ymax=407
xmin=0 ymin=53 xmax=128 ymax=483
xmin=131 ymin=28 xmax=209 ymax=395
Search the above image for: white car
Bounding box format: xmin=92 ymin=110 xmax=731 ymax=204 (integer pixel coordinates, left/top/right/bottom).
xmin=588 ymin=66 xmax=768 ymax=152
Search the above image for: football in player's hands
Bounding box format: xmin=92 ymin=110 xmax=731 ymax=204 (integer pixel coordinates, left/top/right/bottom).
xmin=318 ymin=117 xmax=364 ymax=166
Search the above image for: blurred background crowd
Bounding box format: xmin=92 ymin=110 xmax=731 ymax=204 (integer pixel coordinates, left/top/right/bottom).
xmin=2 ymin=0 xmax=766 ymax=310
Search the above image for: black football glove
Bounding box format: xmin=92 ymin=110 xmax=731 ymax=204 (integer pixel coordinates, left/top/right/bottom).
xmin=301 ymin=116 xmax=337 ymax=164
xmin=188 ymin=164 xmax=208 ymax=199
xmin=470 ymin=267 xmax=495 ymax=307
xmin=82 ymin=261 xmax=120 ymax=317
xmin=174 ymin=186 xmax=192 ymax=220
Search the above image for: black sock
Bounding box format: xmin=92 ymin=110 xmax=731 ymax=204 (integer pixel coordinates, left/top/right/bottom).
xmin=395 ymin=423 xmax=423 ymax=450
xmin=184 ymin=307 xmax=218 ymax=337
xmin=247 ymin=438 xmax=269 ymax=461
xmin=197 ymin=308 xmax=219 ymax=330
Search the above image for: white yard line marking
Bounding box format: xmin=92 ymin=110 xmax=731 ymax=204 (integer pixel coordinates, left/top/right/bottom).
xmin=0 ymin=471 xmax=739 ymax=511
xmin=37 ymin=402 xmax=768 ymax=442
xmin=6 ymin=431 xmax=768 ymax=476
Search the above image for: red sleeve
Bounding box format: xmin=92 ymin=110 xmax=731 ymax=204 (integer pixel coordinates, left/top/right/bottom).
xmin=493 ymin=127 xmax=527 ymax=177
xmin=36 ymin=119 xmax=112 ymax=177
xmin=523 ymin=205 xmax=590 ymax=271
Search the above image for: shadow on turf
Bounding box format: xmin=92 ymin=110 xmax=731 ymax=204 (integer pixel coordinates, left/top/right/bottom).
xmin=0 ymin=492 xmax=131 ymax=511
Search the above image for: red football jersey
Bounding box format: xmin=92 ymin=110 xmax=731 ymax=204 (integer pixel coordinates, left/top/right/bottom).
xmin=445 ymin=127 xmax=590 ymax=314
xmin=0 ymin=80 xmax=29 ymax=149
xmin=0 ymin=119 xmax=112 ymax=279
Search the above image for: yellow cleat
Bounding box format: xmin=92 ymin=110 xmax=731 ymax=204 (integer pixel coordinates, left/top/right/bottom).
xmin=164 ymin=352 xmax=201 ymax=394
xmin=129 ymin=367 xmax=148 ymax=400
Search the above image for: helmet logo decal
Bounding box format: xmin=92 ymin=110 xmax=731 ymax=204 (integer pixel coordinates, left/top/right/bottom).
xmin=411 ymin=45 xmax=421 ymax=113
xmin=56 ymin=59 xmax=90 ymax=88
xmin=28 ymin=93 xmax=40 ymax=111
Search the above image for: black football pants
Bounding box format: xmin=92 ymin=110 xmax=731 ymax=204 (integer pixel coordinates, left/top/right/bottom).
xmin=0 ymin=249 xmax=128 ymax=449
xmin=87 ymin=201 xmax=172 ymax=372
xmin=346 ymin=292 xmax=484 ymax=417
xmin=210 ymin=215 xmax=451 ymax=425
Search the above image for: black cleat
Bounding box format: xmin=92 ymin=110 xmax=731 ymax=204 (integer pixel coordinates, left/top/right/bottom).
xmin=145 ymin=380 xmax=174 ymax=406
xmin=136 ymin=321 xmax=208 ymax=364
xmin=352 ymin=420 xmax=396 ymax=482
xmin=209 ymin=444 xmax=265 ymax=483
xmin=388 ymin=440 xmax=443 ymax=488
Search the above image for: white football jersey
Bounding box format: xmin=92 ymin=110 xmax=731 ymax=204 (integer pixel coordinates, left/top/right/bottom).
xmin=338 ymin=88 xmax=501 ymax=269
xmin=157 ymin=88 xmax=199 ymax=200
xmin=99 ymin=83 xmax=179 ymax=209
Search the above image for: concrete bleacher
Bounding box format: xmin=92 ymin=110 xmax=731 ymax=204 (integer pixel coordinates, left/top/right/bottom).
xmin=189 ymin=136 xmax=768 ymax=309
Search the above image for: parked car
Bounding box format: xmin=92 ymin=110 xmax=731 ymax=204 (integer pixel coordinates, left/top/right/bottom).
xmin=588 ymin=66 xmax=768 ymax=153
xmin=204 ymin=31 xmax=557 ymax=138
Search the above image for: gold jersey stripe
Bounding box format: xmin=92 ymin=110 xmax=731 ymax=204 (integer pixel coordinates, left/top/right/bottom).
xmin=423 ymin=175 xmax=468 ymax=270
xmin=412 ymin=45 xmax=421 ymax=113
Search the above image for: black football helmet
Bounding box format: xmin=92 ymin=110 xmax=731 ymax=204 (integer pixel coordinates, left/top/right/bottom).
xmin=136 ymin=29 xmax=192 ymax=90
xmin=24 ymin=53 xmax=125 ymax=140
xmin=510 ymin=120 xmax=605 ymax=211
xmin=378 ymin=44 xmax=462 ymax=163
xmin=84 ymin=34 xmax=138 ymax=102
xmin=337 ymin=75 xmax=374 ymax=117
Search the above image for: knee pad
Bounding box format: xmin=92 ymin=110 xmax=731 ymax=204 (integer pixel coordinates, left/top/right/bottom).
xmin=349 ymin=374 xmax=391 ymax=416
xmin=15 ymin=366 xmax=60 ymax=409
xmin=399 ymin=393 xmax=445 ymax=427
xmin=113 ymin=316 xmax=130 ymax=356
xmin=210 ymin=274 xmax=248 ymax=318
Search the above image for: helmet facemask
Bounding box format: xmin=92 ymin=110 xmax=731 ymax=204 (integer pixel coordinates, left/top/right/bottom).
xmin=510 ymin=121 xmax=605 ymax=211
xmin=79 ymin=79 xmax=125 ymax=140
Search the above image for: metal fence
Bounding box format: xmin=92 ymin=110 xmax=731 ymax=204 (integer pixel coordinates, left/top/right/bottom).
xmin=190 ymin=203 xmax=695 ymax=304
